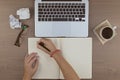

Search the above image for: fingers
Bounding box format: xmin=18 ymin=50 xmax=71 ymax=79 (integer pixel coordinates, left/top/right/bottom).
xmin=29 ymin=56 xmax=39 ymax=71
xmin=40 ymin=38 xmax=49 ymax=42
xmin=37 ymin=41 xmax=50 ymax=54
xmin=25 ymin=54 xmax=28 ymax=60
xmin=37 ymin=44 xmax=50 ymax=54
xmin=37 ymin=38 xmax=47 ymax=44
xmin=29 ymin=56 xmax=38 ymax=65
xmin=26 ymin=53 xmax=38 ymax=63
xmin=37 ymin=38 xmax=56 ymax=54
xmin=34 ymin=59 xmax=39 ymax=71
xmin=38 ymin=38 xmax=51 ymax=45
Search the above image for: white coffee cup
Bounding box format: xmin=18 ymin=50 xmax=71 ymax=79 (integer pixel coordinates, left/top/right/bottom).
xmin=100 ymin=26 xmax=117 ymax=40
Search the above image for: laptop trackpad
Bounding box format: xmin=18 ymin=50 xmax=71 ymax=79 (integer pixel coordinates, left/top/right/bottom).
xmin=52 ymin=22 xmax=71 ymax=36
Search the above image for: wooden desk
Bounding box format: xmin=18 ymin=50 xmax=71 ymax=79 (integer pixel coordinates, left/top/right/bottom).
xmin=0 ymin=0 xmax=120 ymax=80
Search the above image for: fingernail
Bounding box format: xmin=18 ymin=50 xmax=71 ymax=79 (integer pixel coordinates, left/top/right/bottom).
xmin=33 ymin=52 xmax=37 ymax=54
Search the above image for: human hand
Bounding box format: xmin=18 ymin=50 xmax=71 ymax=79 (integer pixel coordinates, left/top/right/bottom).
xmin=23 ymin=53 xmax=39 ymax=80
xmin=37 ymin=38 xmax=57 ymax=55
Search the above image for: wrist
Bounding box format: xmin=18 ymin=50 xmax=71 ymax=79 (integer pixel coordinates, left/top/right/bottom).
xmin=50 ymin=49 xmax=61 ymax=57
xmin=52 ymin=51 xmax=62 ymax=58
xmin=23 ymin=73 xmax=31 ymax=80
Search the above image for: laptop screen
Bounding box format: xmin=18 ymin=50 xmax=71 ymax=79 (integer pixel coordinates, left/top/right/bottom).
xmin=42 ymin=0 xmax=82 ymax=1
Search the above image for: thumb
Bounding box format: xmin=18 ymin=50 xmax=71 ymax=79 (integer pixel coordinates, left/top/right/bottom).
xmin=33 ymin=59 xmax=39 ymax=71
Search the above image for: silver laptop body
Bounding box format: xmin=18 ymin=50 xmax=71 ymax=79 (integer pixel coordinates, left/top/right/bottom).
xmin=35 ymin=0 xmax=89 ymax=37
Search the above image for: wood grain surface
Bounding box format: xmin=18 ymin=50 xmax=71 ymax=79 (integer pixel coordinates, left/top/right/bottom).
xmin=0 ymin=0 xmax=120 ymax=80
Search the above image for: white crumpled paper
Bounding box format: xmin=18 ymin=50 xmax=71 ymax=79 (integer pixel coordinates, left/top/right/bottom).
xmin=9 ymin=15 xmax=22 ymax=29
xmin=17 ymin=8 xmax=30 ymax=20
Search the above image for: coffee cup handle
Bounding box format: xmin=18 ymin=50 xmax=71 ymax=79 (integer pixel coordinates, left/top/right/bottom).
xmin=112 ymin=26 xmax=117 ymax=30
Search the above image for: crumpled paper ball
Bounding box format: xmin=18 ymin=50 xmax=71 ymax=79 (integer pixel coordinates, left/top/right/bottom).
xmin=9 ymin=15 xmax=22 ymax=29
xmin=17 ymin=8 xmax=30 ymax=20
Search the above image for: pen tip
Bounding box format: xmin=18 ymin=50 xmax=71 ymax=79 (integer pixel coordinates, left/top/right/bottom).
xmin=39 ymin=42 xmax=44 ymax=46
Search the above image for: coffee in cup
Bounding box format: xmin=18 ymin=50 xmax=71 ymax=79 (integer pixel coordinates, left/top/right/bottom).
xmin=100 ymin=26 xmax=117 ymax=40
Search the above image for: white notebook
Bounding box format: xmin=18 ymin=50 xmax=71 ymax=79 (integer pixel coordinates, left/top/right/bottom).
xmin=28 ymin=38 xmax=92 ymax=79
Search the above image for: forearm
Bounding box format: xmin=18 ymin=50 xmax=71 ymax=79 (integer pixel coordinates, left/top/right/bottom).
xmin=23 ymin=73 xmax=31 ymax=80
xmin=53 ymin=53 xmax=80 ymax=80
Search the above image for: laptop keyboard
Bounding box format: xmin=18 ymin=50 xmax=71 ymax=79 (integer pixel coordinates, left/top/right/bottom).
xmin=38 ymin=3 xmax=86 ymax=21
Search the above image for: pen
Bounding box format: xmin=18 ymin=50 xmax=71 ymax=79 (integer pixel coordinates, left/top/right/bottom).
xmin=39 ymin=42 xmax=51 ymax=52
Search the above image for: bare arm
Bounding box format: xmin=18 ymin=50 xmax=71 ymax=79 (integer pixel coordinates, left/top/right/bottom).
xmin=37 ymin=38 xmax=80 ymax=80
xmin=53 ymin=52 xmax=80 ymax=80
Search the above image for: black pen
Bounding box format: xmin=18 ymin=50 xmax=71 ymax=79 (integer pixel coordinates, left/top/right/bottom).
xmin=39 ymin=42 xmax=51 ymax=52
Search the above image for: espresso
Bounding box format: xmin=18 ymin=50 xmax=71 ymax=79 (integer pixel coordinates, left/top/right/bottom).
xmin=102 ymin=27 xmax=113 ymax=39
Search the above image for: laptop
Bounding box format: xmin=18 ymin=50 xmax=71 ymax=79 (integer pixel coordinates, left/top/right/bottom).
xmin=35 ymin=0 xmax=89 ymax=37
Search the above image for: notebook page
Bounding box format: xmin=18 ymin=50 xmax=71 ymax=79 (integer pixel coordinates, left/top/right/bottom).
xmin=28 ymin=38 xmax=60 ymax=79
xmin=60 ymin=38 xmax=92 ymax=79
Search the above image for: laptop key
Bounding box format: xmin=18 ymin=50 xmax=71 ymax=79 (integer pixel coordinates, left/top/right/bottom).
xmin=38 ymin=18 xmax=41 ymax=21
xmin=48 ymin=18 xmax=51 ymax=21
xmin=53 ymin=18 xmax=67 ymax=21
xmin=41 ymin=18 xmax=44 ymax=21
xmin=38 ymin=12 xmax=43 ymax=14
xmin=69 ymin=18 xmax=72 ymax=21
xmin=79 ymin=18 xmax=82 ymax=21
xmin=83 ymin=9 xmax=85 ymax=14
xmin=79 ymin=15 xmax=85 ymax=18
xmin=82 ymin=19 xmax=85 ymax=22
xmin=38 ymin=15 xmax=42 ymax=18
xmin=81 ymin=5 xmax=85 ymax=8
